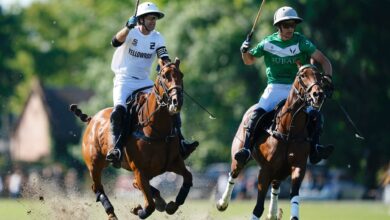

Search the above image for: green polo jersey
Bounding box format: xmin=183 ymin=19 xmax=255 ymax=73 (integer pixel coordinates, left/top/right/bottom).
xmin=250 ymin=32 xmax=316 ymax=84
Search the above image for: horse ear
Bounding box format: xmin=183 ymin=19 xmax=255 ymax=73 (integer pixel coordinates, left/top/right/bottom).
xmin=174 ymin=57 xmax=180 ymax=68
xmin=295 ymin=60 xmax=302 ymax=68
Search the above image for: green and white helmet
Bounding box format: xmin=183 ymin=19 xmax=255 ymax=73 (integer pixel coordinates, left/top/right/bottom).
xmin=273 ymin=6 xmax=303 ymax=26
xmin=136 ymin=2 xmax=164 ymax=19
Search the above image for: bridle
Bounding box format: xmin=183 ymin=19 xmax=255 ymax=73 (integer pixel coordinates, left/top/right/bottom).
xmin=293 ymin=64 xmax=324 ymax=110
xmin=273 ymin=64 xmax=325 ymax=142
xmin=153 ymin=62 xmax=183 ymax=108
xmin=138 ymin=62 xmax=183 ymax=127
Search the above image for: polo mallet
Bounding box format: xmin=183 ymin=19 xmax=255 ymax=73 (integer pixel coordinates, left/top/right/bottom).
xmin=134 ymin=0 xmax=140 ymax=16
xmin=246 ymin=0 xmax=266 ymax=42
xmin=336 ymin=101 xmax=365 ymax=140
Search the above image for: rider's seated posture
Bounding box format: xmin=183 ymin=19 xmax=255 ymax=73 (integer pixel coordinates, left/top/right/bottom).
xmin=235 ymin=6 xmax=334 ymax=167
xmin=106 ymin=2 xmax=198 ymax=168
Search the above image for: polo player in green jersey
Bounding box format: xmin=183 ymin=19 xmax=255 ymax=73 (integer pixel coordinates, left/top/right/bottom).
xmin=235 ymin=6 xmax=335 ymax=167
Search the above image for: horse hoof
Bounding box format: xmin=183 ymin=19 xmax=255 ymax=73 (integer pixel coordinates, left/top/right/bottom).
xmin=277 ymin=208 xmax=283 ymax=220
xmin=165 ymin=201 xmax=178 ymax=215
xmin=138 ymin=208 xmax=152 ymax=219
xmin=108 ymin=213 xmax=118 ymax=220
xmin=130 ymin=204 xmax=142 ymax=216
xmin=216 ymin=200 xmax=228 ymax=211
xmin=155 ymin=197 xmax=167 ymax=212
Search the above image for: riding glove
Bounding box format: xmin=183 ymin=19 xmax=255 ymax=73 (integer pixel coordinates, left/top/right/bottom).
xmin=240 ymin=40 xmax=250 ymax=53
xmin=126 ymin=16 xmax=137 ymax=29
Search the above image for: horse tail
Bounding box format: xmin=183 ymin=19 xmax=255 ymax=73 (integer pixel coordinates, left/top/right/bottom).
xmin=69 ymin=104 xmax=91 ymax=123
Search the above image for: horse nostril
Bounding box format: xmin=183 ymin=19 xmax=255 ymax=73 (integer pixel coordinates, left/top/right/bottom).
xmin=172 ymin=98 xmax=178 ymax=106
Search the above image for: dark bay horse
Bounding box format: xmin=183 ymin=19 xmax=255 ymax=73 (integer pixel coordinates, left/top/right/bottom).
xmin=70 ymin=58 xmax=192 ymax=220
xmin=217 ymin=63 xmax=327 ymax=220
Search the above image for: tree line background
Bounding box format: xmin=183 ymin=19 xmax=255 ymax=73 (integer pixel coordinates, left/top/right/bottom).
xmin=1 ymin=0 xmax=389 ymax=196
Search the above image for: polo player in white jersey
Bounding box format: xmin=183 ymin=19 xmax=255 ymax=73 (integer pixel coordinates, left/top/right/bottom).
xmin=106 ymin=2 xmax=198 ymax=168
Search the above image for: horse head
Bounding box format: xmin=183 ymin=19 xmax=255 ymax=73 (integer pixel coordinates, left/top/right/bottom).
xmin=295 ymin=61 xmax=326 ymax=110
xmin=155 ymin=57 xmax=183 ymax=115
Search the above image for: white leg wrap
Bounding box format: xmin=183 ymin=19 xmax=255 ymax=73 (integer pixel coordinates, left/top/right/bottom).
xmin=250 ymin=214 xmax=260 ymax=220
xmin=290 ymin=195 xmax=300 ymax=219
xmin=218 ymin=174 xmax=235 ymax=207
xmin=267 ymin=187 xmax=280 ymax=219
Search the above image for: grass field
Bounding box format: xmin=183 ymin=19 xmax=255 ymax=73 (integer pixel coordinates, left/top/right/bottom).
xmin=0 ymin=198 xmax=389 ymax=220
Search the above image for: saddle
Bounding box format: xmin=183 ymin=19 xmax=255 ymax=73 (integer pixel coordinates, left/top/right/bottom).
xmin=123 ymin=86 xmax=152 ymax=137
xmin=252 ymin=99 xmax=287 ymax=146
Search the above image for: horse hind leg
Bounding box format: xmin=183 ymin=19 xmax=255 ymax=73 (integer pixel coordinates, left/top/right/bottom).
xmin=90 ymin=166 xmax=117 ymax=220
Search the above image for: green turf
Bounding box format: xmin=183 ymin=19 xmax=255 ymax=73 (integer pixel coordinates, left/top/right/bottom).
xmin=0 ymin=198 xmax=389 ymax=220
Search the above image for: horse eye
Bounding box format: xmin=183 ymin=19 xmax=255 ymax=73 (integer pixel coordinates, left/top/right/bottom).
xmin=165 ymin=73 xmax=172 ymax=81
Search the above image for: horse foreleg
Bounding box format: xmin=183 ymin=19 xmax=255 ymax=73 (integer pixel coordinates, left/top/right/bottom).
xmin=216 ymin=172 xmax=236 ymax=211
xmin=150 ymin=185 xmax=166 ymax=212
xmin=133 ymin=171 xmax=155 ymax=219
xmin=266 ymin=181 xmax=282 ymax=220
xmin=166 ymin=166 xmax=193 ymax=215
xmin=289 ymin=166 xmax=306 ymax=220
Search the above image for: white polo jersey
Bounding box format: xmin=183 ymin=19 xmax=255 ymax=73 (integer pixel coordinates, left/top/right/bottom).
xmin=111 ymin=27 xmax=168 ymax=81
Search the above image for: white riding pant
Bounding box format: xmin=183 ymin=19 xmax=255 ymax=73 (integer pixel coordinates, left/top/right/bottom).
xmin=255 ymin=83 xmax=292 ymax=112
xmin=113 ymin=76 xmax=153 ymax=109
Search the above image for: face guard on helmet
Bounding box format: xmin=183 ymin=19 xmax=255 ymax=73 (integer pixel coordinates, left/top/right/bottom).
xmin=273 ymin=6 xmax=303 ymax=26
xmin=136 ymin=2 xmax=164 ymax=19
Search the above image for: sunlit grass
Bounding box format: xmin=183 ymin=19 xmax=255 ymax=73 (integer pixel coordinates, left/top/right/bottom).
xmin=0 ymin=198 xmax=389 ymax=220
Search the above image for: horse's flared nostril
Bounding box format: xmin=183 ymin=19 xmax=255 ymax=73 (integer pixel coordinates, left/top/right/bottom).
xmin=313 ymin=91 xmax=324 ymax=100
xmin=172 ymin=98 xmax=178 ymax=106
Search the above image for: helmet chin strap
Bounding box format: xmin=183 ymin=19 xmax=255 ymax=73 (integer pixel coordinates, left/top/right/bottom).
xmin=139 ymin=17 xmax=152 ymax=32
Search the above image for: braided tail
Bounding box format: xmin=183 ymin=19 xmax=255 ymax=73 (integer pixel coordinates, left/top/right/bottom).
xmin=69 ymin=104 xmax=91 ymax=123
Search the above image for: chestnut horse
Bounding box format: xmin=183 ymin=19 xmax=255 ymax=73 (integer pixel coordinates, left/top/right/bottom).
xmin=217 ymin=63 xmax=327 ymax=220
xmin=70 ymin=58 xmax=192 ymax=220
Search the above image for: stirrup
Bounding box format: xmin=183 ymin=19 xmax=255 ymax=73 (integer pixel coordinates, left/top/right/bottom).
xmin=234 ymin=148 xmax=251 ymax=166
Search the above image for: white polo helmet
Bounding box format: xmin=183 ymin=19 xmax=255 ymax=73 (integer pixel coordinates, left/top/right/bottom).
xmin=273 ymin=6 xmax=303 ymax=26
xmin=136 ymin=2 xmax=164 ymax=19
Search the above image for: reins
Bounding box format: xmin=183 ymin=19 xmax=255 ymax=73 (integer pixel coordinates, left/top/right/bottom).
xmin=273 ymin=65 xmax=323 ymax=142
xmin=136 ymin=62 xmax=183 ymax=142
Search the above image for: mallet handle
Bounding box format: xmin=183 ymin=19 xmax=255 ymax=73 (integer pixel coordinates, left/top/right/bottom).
xmin=247 ymin=0 xmax=266 ymax=42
